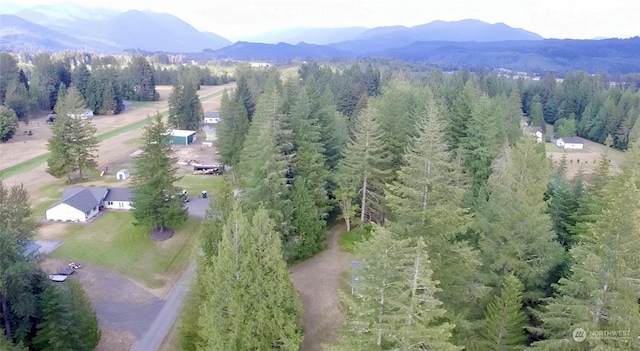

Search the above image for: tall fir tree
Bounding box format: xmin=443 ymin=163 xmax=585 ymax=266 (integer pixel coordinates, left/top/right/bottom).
xmin=237 ymin=84 xmax=295 ymax=259
xmin=337 ymin=104 xmax=392 ymax=224
xmin=216 ymin=89 xmax=250 ymax=179
xmin=66 ymin=281 xmax=101 ymax=350
xmin=46 ymin=86 xmax=99 ymax=181
xmin=130 ymin=113 xmax=188 ymax=232
xmin=32 ymin=285 xmax=80 ymax=351
xmin=328 ymin=226 xmax=462 ymax=351
xmin=385 ymin=91 xmax=487 ymax=346
xmin=167 ymin=83 xmax=204 ymax=130
xmin=474 ymin=138 xmax=564 ymax=304
xmin=478 ymin=274 xmax=528 ymax=351
xmin=198 ymin=206 xmax=303 ymax=351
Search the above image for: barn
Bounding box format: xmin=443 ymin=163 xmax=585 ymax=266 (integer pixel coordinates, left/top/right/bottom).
xmin=555 ymin=137 xmax=585 ymax=150
xmin=169 ymin=130 xmax=197 ymax=145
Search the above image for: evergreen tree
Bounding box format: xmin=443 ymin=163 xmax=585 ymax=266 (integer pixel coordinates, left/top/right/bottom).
xmin=238 ymin=85 xmax=295 ymax=258
xmin=459 ymin=95 xmax=502 ymax=198
xmin=46 ymin=86 xmax=99 ymax=181
xmin=328 ymin=226 xmax=462 ymax=351
xmin=167 ymin=83 xmax=203 ymax=130
xmin=235 ymin=75 xmax=256 ymax=121
xmin=66 ymin=281 xmax=101 ymax=350
xmin=198 ymin=206 xmax=303 ymax=350
xmin=474 ymin=139 xmax=564 ymax=304
xmin=530 ymin=95 xmax=545 ymax=132
xmin=530 ymin=144 xmax=640 ymax=350
xmin=0 ymin=106 xmax=19 ymax=142
xmin=0 ymin=181 xmax=39 ymax=343
xmin=216 ymin=89 xmax=250 ymax=177
xmin=130 ymin=113 xmax=188 ymax=232
xmin=3 ymin=78 xmax=30 ymax=120
xmin=307 ymin=83 xmax=348 ymax=170
xmin=478 ymin=274 xmax=527 ymax=351
xmin=71 ymin=62 xmax=91 ymax=101
xmin=385 ymin=92 xmax=486 ymax=346
xmin=127 ymin=56 xmax=158 ymax=101
xmin=337 ymin=105 xmax=392 ymax=224
xmin=32 ymin=285 xmax=80 ymax=351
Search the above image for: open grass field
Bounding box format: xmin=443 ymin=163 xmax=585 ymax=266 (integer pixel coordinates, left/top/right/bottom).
xmin=176 ymin=174 xmax=223 ymax=198
xmin=44 ymin=212 xmax=200 ymax=289
xmin=546 ymin=138 xmax=627 ymax=178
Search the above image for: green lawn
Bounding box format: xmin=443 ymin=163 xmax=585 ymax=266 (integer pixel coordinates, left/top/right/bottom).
xmin=47 ymin=212 xmax=200 ymax=288
xmin=338 ymin=226 xmax=371 ymax=253
xmin=176 ymin=174 xmax=223 ymax=199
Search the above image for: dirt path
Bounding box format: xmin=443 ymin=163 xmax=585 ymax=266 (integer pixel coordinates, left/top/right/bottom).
xmin=290 ymin=224 xmax=352 ymax=351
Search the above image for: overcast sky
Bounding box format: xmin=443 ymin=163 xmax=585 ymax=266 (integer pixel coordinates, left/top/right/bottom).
xmin=7 ymin=0 xmax=640 ymax=41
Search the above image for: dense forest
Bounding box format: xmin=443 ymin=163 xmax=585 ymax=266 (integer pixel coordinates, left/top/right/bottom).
xmin=179 ymin=62 xmax=640 ymax=350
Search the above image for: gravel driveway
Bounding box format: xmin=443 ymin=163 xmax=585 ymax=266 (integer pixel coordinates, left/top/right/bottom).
xmin=290 ymin=224 xmax=352 ymax=351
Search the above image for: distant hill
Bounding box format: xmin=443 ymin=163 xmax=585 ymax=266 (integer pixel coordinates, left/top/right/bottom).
xmin=0 ymin=14 xmax=91 ymax=51
xmin=331 ymin=19 xmax=543 ymax=53
xmin=203 ymin=41 xmax=356 ymax=63
xmin=244 ymin=27 xmax=368 ymax=45
xmin=1 ymin=3 xmax=231 ymax=53
xmin=100 ymin=10 xmax=231 ymax=53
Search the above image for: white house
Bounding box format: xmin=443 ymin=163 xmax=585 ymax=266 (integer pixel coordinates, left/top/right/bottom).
xmin=524 ymin=126 xmax=543 ymax=143
xmin=103 ymin=188 xmax=133 ymax=210
xmin=45 ymin=187 xmax=133 ymax=222
xmin=555 ymin=137 xmax=585 ymax=150
xmin=204 ymin=111 xmax=220 ymax=124
xmin=45 ymin=187 xmax=108 ymax=222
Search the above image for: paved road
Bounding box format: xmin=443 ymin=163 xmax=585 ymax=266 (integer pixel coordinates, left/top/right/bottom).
xmin=130 ymin=260 xmax=197 ymax=351
xmin=129 ymin=198 xmax=209 ymax=351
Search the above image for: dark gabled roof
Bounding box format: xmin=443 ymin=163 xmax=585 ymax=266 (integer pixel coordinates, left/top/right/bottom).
xmin=204 ymin=111 xmax=220 ymax=118
xmin=104 ymin=188 xmax=133 ymax=202
xmin=20 ymin=240 xmax=41 ymax=257
xmin=561 ymin=136 xmax=584 ymax=144
xmin=525 ymin=126 xmax=543 ymax=133
xmin=50 ymin=187 xmax=108 ymax=213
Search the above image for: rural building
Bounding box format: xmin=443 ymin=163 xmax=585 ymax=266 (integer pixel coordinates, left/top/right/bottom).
xmin=116 ymin=169 xmax=130 ymax=180
xmin=45 ymin=187 xmax=108 ymax=222
xmin=204 ymin=111 xmax=221 ymax=124
xmin=45 ymin=187 xmax=133 ymax=222
xmin=169 ymin=130 xmax=197 ymax=145
xmin=103 ymin=188 xmax=133 ymax=210
xmin=202 ymin=125 xmax=217 ymax=141
xmin=555 ymin=137 xmax=585 ymax=150
xmin=68 ymin=109 xmax=94 ymax=120
xmin=524 ymin=126 xmax=543 ymax=142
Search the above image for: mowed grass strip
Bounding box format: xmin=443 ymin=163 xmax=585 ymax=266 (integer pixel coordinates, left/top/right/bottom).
xmin=176 ymin=174 xmax=223 ymax=198
xmin=48 ymin=212 xmax=200 ymax=289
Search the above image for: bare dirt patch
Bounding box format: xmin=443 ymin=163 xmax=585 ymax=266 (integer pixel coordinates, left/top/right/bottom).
xmin=96 ymin=328 xmax=136 ymax=351
xmin=290 ymin=224 xmax=352 ymax=351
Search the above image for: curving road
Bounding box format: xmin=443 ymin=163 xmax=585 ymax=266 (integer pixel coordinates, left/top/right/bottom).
xmin=130 ymin=197 xmax=209 ymax=351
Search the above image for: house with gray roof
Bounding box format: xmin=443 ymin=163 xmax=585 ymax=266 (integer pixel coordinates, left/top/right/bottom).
xmin=45 ymin=187 xmax=133 ymax=222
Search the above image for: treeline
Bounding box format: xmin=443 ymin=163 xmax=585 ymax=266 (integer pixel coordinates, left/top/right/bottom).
xmin=0 ymin=181 xmax=100 ymax=350
xmin=180 ymin=62 xmax=640 ymax=350
xmin=520 ymin=71 xmax=640 ymax=149
xmin=0 ymin=51 xmax=231 ymax=125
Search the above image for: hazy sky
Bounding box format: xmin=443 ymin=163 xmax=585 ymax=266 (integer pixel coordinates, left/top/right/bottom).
xmin=7 ymin=0 xmax=640 ymax=41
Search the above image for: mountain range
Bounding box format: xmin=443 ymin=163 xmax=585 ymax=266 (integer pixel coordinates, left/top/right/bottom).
xmin=1 ymin=3 xmax=638 ymax=74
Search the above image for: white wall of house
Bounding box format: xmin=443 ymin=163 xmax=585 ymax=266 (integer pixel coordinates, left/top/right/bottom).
xmin=103 ymin=201 xmax=132 ymax=210
xmin=204 ymin=117 xmax=220 ymax=124
xmin=564 ymin=143 xmax=584 ymax=149
xmin=46 ymin=203 xmax=88 ymax=222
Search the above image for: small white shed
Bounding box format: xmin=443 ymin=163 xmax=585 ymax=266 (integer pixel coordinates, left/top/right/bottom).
xmin=116 ymin=169 xmax=130 ymax=180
